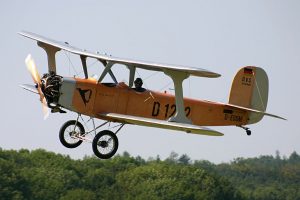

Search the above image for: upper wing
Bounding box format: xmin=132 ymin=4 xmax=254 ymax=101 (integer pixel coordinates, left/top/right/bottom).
xmin=18 ymin=31 xmax=221 ymax=78
xmin=99 ymin=113 xmax=224 ymax=136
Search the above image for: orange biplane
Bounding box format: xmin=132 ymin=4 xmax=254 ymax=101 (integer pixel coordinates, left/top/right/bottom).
xmin=19 ymin=31 xmax=285 ymax=159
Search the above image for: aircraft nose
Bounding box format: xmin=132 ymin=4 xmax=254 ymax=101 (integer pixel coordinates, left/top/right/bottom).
xmin=58 ymin=77 xmax=76 ymax=111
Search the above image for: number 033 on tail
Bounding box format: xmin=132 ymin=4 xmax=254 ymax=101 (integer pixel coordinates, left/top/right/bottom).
xmin=19 ymin=31 xmax=286 ymax=159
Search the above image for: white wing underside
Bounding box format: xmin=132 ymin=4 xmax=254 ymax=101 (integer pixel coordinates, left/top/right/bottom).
xmin=99 ymin=113 xmax=224 ymax=136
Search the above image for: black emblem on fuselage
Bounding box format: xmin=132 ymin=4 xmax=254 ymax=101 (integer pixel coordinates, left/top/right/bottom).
xmin=77 ymin=88 xmax=92 ymax=106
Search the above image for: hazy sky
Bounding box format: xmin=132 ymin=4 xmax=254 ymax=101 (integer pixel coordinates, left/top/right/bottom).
xmin=1 ymin=0 xmax=299 ymax=163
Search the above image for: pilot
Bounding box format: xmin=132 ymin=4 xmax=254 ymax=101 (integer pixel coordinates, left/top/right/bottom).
xmin=134 ymin=78 xmax=146 ymax=92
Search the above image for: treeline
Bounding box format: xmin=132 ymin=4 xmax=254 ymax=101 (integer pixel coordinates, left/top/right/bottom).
xmin=0 ymin=148 xmax=299 ymax=200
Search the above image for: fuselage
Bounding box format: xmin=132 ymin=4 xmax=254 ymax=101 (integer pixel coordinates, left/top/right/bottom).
xmin=58 ymin=77 xmax=249 ymax=126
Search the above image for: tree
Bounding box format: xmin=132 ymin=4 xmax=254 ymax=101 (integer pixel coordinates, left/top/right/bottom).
xmin=1 ymin=148 xmax=300 ymax=200
xmin=178 ymin=154 xmax=191 ymax=165
xmin=59 ymin=189 xmax=96 ymax=200
xmin=165 ymin=151 xmax=178 ymax=163
xmin=289 ymin=151 xmax=300 ymax=163
xmin=116 ymin=163 xmax=241 ymax=200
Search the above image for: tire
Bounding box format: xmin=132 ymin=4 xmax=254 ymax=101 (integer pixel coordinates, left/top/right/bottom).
xmin=246 ymin=130 xmax=251 ymax=136
xmin=92 ymin=130 xmax=118 ymax=159
xmin=59 ymin=120 xmax=85 ymax=148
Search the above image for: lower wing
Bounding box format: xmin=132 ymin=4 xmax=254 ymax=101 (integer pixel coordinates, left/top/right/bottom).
xmin=98 ymin=113 xmax=223 ymax=136
xmin=20 ymin=84 xmax=38 ymax=94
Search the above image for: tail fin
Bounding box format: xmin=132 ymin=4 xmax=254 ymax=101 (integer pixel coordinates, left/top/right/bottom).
xmin=229 ymin=66 xmax=269 ymax=124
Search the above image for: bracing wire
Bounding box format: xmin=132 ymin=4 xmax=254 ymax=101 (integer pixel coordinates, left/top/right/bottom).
xmin=63 ymin=50 xmax=79 ymax=77
xmin=158 ymin=81 xmax=173 ymax=92
xmin=144 ymin=71 xmax=160 ymax=81
xmin=188 ymin=78 xmax=191 ymax=97
xmin=136 ymin=69 xmax=156 ymax=102
xmin=136 ymin=70 xmax=149 ymax=89
xmin=136 ymin=69 xmax=175 ymax=96
xmin=88 ymin=59 xmax=98 ymax=68
xmin=253 ymin=72 xmax=266 ymax=111
xmin=63 ymin=50 xmax=100 ymax=78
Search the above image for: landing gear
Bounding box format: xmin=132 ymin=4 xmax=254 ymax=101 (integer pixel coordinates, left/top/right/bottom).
xmin=238 ymin=126 xmax=252 ymax=136
xmin=59 ymin=120 xmax=85 ymax=148
xmin=50 ymin=106 xmax=66 ymax=113
xmin=246 ymin=129 xmax=251 ymax=136
xmin=59 ymin=114 xmax=124 ymax=159
xmin=92 ymin=130 xmax=119 ymax=159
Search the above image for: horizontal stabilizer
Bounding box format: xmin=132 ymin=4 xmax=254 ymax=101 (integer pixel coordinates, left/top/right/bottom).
xmin=99 ymin=113 xmax=223 ymax=136
xmin=226 ymin=103 xmax=287 ymax=121
xmin=20 ymin=84 xmax=38 ymax=94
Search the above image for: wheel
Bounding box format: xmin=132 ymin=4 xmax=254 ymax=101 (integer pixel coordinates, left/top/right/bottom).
xmin=92 ymin=130 xmax=118 ymax=159
xmin=246 ymin=130 xmax=251 ymax=136
xmin=59 ymin=120 xmax=85 ymax=148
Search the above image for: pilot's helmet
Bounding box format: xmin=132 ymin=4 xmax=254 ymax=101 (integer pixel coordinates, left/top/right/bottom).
xmin=134 ymin=78 xmax=143 ymax=87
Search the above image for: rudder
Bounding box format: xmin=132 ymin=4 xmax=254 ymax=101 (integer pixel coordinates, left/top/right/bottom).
xmin=229 ymin=66 xmax=269 ymax=124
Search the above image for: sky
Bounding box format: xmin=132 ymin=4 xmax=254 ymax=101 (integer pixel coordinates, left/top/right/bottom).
xmin=0 ymin=0 xmax=299 ymax=163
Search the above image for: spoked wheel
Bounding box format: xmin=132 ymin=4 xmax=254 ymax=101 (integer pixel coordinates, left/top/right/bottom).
xmin=59 ymin=120 xmax=85 ymax=148
xmin=92 ymin=130 xmax=118 ymax=159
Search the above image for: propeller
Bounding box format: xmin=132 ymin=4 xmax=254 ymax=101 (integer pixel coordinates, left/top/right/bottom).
xmin=25 ymin=54 xmax=49 ymax=119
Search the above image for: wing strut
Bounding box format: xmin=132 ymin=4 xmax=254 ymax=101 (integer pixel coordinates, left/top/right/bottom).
xmin=164 ymin=70 xmax=192 ymax=124
xmin=80 ymin=55 xmax=88 ymax=79
xmin=127 ymin=65 xmax=136 ymax=88
xmin=98 ymin=61 xmax=114 ymax=83
xmin=98 ymin=61 xmax=136 ymax=87
xmin=97 ymin=59 xmax=118 ymax=84
xmin=37 ymin=41 xmax=60 ymax=74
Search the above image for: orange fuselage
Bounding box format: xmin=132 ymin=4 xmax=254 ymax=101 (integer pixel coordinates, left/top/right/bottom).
xmin=61 ymin=78 xmax=249 ymax=126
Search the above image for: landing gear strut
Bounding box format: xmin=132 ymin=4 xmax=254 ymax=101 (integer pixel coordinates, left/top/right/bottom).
xmin=59 ymin=114 xmax=125 ymax=159
xmin=238 ymin=126 xmax=251 ymax=136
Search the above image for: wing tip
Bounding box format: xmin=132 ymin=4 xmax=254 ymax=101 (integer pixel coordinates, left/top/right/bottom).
xmin=213 ymin=73 xmax=222 ymax=78
xmin=188 ymin=129 xmax=224 ymax=136
xmin=18 ymin=30 xmax=30 ymax=37
xmin=264 ymin=112 xmax=287 ymax=121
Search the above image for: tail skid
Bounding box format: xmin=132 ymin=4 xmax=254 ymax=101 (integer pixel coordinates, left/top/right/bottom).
xmin=229 ymin=102 xmax=286 ymax=136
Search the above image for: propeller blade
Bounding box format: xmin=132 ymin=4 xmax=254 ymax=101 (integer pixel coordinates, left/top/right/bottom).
xmin=24 ymin=54 xmax=49 ymax=119
xmin=25 ymin=54 xmax=45 ymax=100
xmin=25 ymin=54 xmax=41 ymax=85
xmin=42 ymin=97 xmax=50 ymax=120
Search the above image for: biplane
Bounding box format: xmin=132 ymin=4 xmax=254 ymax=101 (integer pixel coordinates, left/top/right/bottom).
xmin=19 ymin=31 xmax=285 ymax=159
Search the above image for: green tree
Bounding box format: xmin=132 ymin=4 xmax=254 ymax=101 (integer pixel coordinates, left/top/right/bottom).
xmin=59 ymin=189 xmax=96 ymax=200
xmin=116 ymin=162 xmax=241 ymax=200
